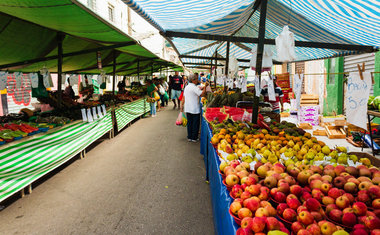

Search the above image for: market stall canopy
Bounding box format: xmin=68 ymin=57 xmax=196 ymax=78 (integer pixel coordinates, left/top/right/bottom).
xmin=0 ymin=0 xmax=182 ymax=75
xmin=122 ymin=0 xmax=379 ymax=67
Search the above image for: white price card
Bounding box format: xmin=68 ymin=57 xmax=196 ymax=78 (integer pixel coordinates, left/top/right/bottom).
xmin=101 ymin=104 xmax=107 ymax=116
xmin=97 ymin=106 xmax=104 ymax=118
xmin=92 ymin=107 xmax=98 ymax=120
xmin=87 ymin=108 xmax=93 ymax=122
xmin=0 ymin=71 xmax=8 ymax=90
xmin=346 ymin=72 xmax=372 ymax=129
xmin=30 ymin=73 xmax=39 ymax=88
xmin=81 ymin=108 xmax=87 ymax=122
xmin=69 ymin=74 xmax=78 ymax=85
xmin=253 ymin=75 xmax=261 ymax=97
xmin=242 ymin=77 xmax=247 ymax=93
xmin=87 ymin=75 xmax=93 ymax=85
xmin=294 ymin=74 xmax=304 ymax=110
xmin=61 ymin=74 xmax=67 ymax=85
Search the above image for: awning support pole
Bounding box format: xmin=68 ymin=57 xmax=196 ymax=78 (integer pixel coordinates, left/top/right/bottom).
xmin=224 ymin=41 xmax=230 ymax=92
xmin=137 ymin=60 xmax=140 ymax=80
xmin=252 ymin=0 xmax=268 ymax=124
xmin=112 ymin=50 xmax=116 ymax=94
xmin=57 ymin=32 xmax=64 ymax=108
xmin=214 ymin=50 xmax=218 ymax=90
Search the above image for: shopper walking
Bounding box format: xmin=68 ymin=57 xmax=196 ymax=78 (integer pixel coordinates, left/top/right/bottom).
xmin=160 ymin=78 xmax=169 ymax=107
xmin=154 ymin=78 xmax=162 ymax=111
xmin=169 ymin=71 xmax=183 ymax=110
xmin=181 ymin=74 xmax=207 ymax=142
xmin=146 ymin=79 xmax=158 ymax=117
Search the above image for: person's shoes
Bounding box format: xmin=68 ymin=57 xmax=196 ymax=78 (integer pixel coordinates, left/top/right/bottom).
xmin=191 ymin=139 xmax=198 ymax=142
xmin=187 ymin=139 xmax=192 ymax=142
xmin=152 ymin=115 xmax=156 ymax=117
xmin=173 ymin=105 xmax=176 ymax=110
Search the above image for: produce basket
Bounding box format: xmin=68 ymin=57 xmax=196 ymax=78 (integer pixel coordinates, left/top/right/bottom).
xmin=228 ymin=209 xmax=242 ymax=225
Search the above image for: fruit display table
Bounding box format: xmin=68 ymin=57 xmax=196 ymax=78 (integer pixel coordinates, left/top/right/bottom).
xmin=115 ymin=98 xmax=149 ymax=131
xmin=200 ymin=116 xmax=239 ymax=235
xmin=0 ymin=112 xmax=113 ymax=203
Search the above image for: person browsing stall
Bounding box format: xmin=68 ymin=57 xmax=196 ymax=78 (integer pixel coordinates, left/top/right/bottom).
xmin=181 ymin=74 xmax=207 ymax=142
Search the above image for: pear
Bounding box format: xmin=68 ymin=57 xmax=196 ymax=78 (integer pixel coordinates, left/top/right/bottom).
xmin=349 ymin=154 xmax=358 ymax=162
xmin=287 ymin=140 xmax=295 ymax=147
xmin=322 ymin=145 xmax=331 ymax=155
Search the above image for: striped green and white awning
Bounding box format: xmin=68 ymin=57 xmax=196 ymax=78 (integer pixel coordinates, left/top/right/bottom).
xmin=0 ymin=112 xmax=113 ymax=202
xmin=115 ymin=99 xmax=150 ymax=131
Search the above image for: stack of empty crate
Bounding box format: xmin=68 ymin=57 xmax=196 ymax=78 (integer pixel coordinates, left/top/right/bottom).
xmin=298 ymin=95 xmax=320 ymax=126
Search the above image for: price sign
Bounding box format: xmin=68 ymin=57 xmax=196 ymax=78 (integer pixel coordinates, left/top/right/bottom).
xmin=0 ymin=71 xmax=8 ymax=90
xmin=346 ymin=72 xmax=372 ymax=129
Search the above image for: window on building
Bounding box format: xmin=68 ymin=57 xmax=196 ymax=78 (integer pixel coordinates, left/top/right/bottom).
xmin=108 ymin=4 xmax=114 ymax=22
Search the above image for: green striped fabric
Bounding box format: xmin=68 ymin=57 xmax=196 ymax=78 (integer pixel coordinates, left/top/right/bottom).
xmin=0 ymin=112 xmax=113 ymax=202
xmin=115 ymin=99 xmax=149 ymax=131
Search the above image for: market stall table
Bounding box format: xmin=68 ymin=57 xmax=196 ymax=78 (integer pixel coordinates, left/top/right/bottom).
xmin=0 ymin=112 xmax=113 ymax=203
xmin=115 ymin=99 xmax=149 ymax=132
xmin=200 ymin=116 xmax=238 ymax=235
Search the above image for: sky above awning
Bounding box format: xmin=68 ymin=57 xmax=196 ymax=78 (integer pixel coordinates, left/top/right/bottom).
xmin=122 ymin=0 xmax=380 ymax=67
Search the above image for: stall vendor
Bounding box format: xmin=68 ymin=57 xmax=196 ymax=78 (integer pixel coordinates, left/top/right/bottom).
xmin=261 ymin=76 xmax=284 ymax=113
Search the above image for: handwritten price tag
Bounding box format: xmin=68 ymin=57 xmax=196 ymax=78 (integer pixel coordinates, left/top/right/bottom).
xmin=294 ymin=74 xmax=303 ymax=110
xmin=346 ymin=72 xmax=372 ymax=129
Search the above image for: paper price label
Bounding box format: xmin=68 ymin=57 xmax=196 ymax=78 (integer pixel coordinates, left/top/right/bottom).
xmin=87 ymin=108 xmax=93 ymax=122
xmin=14 ymin=72 xmax=23 ymax=89
xmin=97 ymin=106 xmax=104 ymax=118
xmin=29 ymin=73 xmax=39 ymax=88
xmin=101 ymin=104 xmax=107 ymax=116
xmin=92 ymin=107 xmax=98 ymax=120
xmin=268 ymin=76 xmax=276 ymax=101
xmin=81 ymin=108 xmax=87 ymax=122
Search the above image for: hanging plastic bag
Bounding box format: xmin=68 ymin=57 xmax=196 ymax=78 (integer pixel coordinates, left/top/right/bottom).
xmin=176 ymin=112 xmax=183 ymax=125
xmin=182 ymin=112 xmax=187 ymax=127
xmin=40 ymin=67 xmax=53 ymax=88
xmin=250 ymin=45 xmax=273 ymax=72
xmin=179 ymin=91 xmax=184 ymax=101
xmin=163 ymin=92 xmax=169 ymax=101
xmin=229 ymin=56 xmax=239 ymax=77
xmin=275 ymin=25 xmax=296 ymax=62
xmin=154 ymin=91 xmax=160 ymax=100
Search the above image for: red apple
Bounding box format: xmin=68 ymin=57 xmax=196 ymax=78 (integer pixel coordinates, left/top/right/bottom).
xmin=357 ymin=190 xmax=371 ymax=203
xmin=297 ymin=229 xmax=311 ymax=235
xmin=297 ymin=205 xmax=308 ymax=214
xmin=251 ymin=216 xmax=266 ymax=233
xmin=230 ymin=201 xmax=242 ymax=215
xmin=342 ymin=212 xmax=357 ymax=226
xmin=371 ymin=229 xmax=380 ymax=235
xmin=334 ymin=165 xmax=346 ymax=175
xmin=321 ymin=183 xmax=332 ymax=194
xmin=278 ymin=182 xmax=290 ymax=194
xmin=236 ymin=227 xmax=253 ymax=235
xmin=351 ymin=229 xmax=369 ymax=235
xmin=326 ymin=204 xmax=339 ymax=215
xmin=310 ymin=179 xmax=323 ymax=190
xmin=240 ymin=191 xmax=251 ymax=201
xmin=270 ymin=188 xmax=278 ymax=198
xmin=241 ymin=217 xmax=254 ymax=229
xmin=312 ymin=189 xmax=324 ymax=202
xmin=255 ymin=207 xmax=268 ymax=217
xmin=368 ymin=185 xmax=380 ymax=199
xmin=301 ymin=192 xmax=312 ymax=203
xmin=360 ymin=167 xmax=372 ymax=178
xmin=290 ymin=185 xmax=303 ymax=196
xmin=291 ymin=221 xmax=304 ymax=234
xmin=319 ymin=221 xmax=337 ymax=235
xmin=288 ymin=198 xmax=301 ymax=210
xmin=344 ymin=182 xmax=358 ymax=194
xmin=343 ymin=193 xmax=355 ymax=203
xmin=306 ymin=223 xmax=321 ymax=235
xmin=266 ymin=216 xmax=280 ymax=231
xmin=353 ymin=202 xmax=368 ymax=216
xmin=238 ymin=208 xmax=253 ymax=219
xmin=343 ymin=207 xmax=355 ymax=214
xmin=274 ymin=191 xmax=287 ymax=203
xmin=286 ymin=194 xmax=298 ymax=204
xmin=283 ymin=208 xmax=297 ymax=222
xmin=265 ymin=205 xmax=277 ymax=217
xmin=336 ymin=195 xmax=350 ymax=209
xmin=322 ymin=175 xmax=333 ymax=183
xmin=322 ymin=196 xmax=335 ymax=206
xmin=365 ymin=216 xmax=380 ymax=230
xmin=373 ymin=198 xmax=380 ymax=209
xmin=231 ymin=185 xmax=243 ymax=198
xmin=359 ymin=181 xmax=373 ymax=191
xmin=305 ymin=198 xmax=321 ymax=211
xmin=328 ymin=187 xmax=342 ymax=199
xmin=346 ymin=166 xmax=359 ymax=177
xmin=298 ymin=211 xmax=314 ymax=226
xmin=247 ymin=184 xmax=261 ymax=196
xmin=323 ymin=168 xmax=336 ymax=178
xmin=310 ymin=211 xmax=323 ymax=222
xmin=329 ymin=209 xmax=343 ymax=223
xmin=277 ymin=203 xmax=289 ymax=216
xmin=226 ymin=174 xmax=239 ymax=186
xmin=333 ymin=176 xmax=347 ymax=189
xmin=264 ymin=175 xmax=278 ymax=188
xmin=297 ymin=171 xmax=312 ymax=186
xmin=245 ymin=198 xmax=260 ymax=212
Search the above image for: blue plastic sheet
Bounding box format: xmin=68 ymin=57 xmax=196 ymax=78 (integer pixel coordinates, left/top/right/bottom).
xmin=200 ymin=117 xmax=239 ymax=235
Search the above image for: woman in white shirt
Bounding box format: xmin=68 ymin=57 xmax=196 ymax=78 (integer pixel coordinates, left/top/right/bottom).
xmin=181 ymin=74 xmax=207 ymax=142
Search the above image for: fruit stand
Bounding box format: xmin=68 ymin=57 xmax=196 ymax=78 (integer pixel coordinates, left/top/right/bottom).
xmin=201 ymin=106 xmax=380 ymax=235
xmin=0 ymin=111 xmax=113 ymax=203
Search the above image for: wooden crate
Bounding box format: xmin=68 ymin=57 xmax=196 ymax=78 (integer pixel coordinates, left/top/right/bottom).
xmin=298 ymin=123 xmax=313 ymax=129
xmin=325 ymin=126 xmax=346 ymax=139
xmin=334 ymin=120 xmax=346 ymax=126
xmin=313 ymin=129 xmax=327 ymax=136
xmin=300 ymin=94 xmax=319 ymax=106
